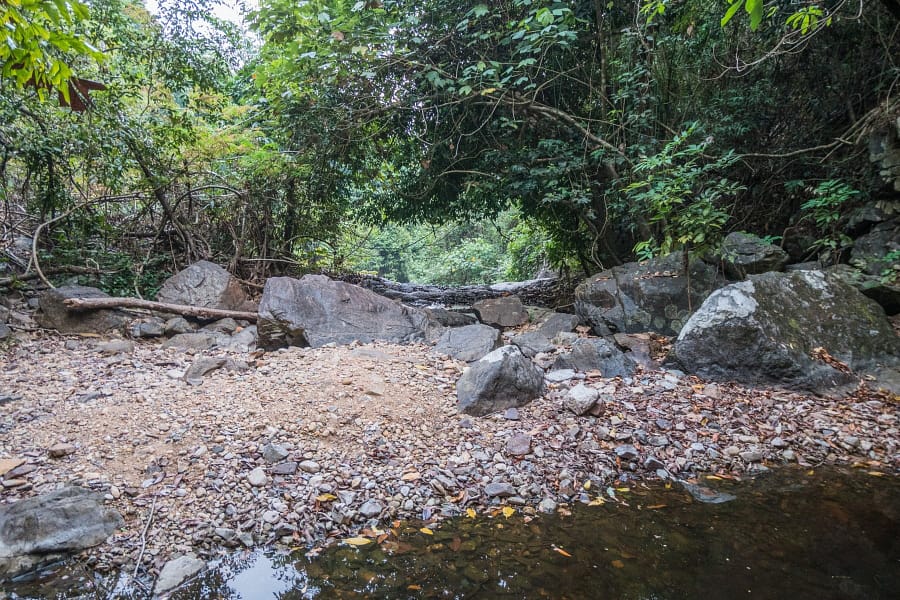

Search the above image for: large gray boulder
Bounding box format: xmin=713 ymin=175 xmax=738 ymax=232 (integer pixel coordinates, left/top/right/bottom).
xmin=674 ymin=270 xmax=900 ymax=392
xmin=0 ymin=486 xmax=124 ymax=578
xmin=719 ymin=232 xmax=789 ymax=279
xmin=434 ymin=324 xmax=500 ymax=362
xmin=156 ymin=260 xmax=247 ymax=310
xmin=552 ymin=338 xmax=636 ymax=377
xmin=457 ymin=345 xmax=545 ymax=416
xmin=575 ymin=253 xmax=723 ymax=336
xmin=37 ymin=285 xmax=130 ymax=334
xmin=258 ymin=275 xmax=438 ymax=349
xmin=472 ymin=296 xmax=529 ymax=328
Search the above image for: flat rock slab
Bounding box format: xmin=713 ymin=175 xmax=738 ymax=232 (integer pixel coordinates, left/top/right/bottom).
xmin=552 ymin=338 xmax=636 ymax=378
xmin=472 ymin=296 xmax=528 ymax=328
xmin=0 ymin=486 xmax=123 ymax=578
xmin=154 ymin=555 xmax=206 ymax=595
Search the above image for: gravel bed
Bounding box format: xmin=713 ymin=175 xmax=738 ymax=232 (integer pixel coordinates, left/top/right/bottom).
xmin=1 ymin=332 xmax=897 ymax=578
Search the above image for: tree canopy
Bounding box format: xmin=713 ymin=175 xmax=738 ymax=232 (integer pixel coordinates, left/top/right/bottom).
xmin=0 ymin=0 xmax=897 ymax=291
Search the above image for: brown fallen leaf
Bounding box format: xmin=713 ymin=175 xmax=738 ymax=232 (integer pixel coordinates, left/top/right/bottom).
xmin=553 ymin=546 xmax=572 ymax=557
xmin=611 ymin=559 xmax=625 ymax=568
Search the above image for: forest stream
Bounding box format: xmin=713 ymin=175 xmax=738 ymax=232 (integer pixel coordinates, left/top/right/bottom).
xmin=5 ymin=467 xmax=898 ymax=600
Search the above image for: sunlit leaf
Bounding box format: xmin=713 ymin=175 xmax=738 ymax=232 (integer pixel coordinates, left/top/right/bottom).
xmin=344 ymin=536 xmax=373 ymax=546
xmin=466 ymin=508 xmax=477 ymax=518
xmin=316 ymin=493 xmax=337 ymax=502
xmin=502 ymin=506 xmax=516 ymax=518
xmin=420 ymin=527 xmax=434 ymax=535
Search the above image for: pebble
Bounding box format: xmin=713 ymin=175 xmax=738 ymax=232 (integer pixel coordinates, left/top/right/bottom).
xmin=770 ymin=437 xmax=789 ymax=448
xmin=299 ymin=460 xmax=321 ymax=474
xmin=740 ymin=451 xmax=763 ymax=463
xmin=262 ymin=444 xmax=289 ymax=463
xmin=503 ymin=407 xmax=520 ymax=420
xmin=359 ymin=499 xmax=383 ymax=518
xmin=247 ymin=467 xmax=268 ymax=487
xmin=614 ymin=445 xmax=639 ymax=461
xmin=538 ymin=498 xmax=557 ymax=513
xmin=484 ymin=482 xmax=516 ymax=498
xmin=48 ymin=443 xmax=76 ymax=458
xmin=505 ymin=434 xmax=532 ymax=456
xmin=271 ymin=462 xmax=298 ymax=475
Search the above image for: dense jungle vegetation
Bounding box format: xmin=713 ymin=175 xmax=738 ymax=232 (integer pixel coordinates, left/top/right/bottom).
xmin=1 ymin=0 xmax=898 ymax=292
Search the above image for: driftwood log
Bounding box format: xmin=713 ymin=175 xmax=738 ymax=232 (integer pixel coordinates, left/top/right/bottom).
xmin=340 ymin=274 xmax=579 ymax=309
xmin=63 ymin=297 xmax=258 ymax=322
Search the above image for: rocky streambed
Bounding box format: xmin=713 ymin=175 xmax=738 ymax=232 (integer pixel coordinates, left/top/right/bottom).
xmin=1 ymin=331 xmax=898 ymax=592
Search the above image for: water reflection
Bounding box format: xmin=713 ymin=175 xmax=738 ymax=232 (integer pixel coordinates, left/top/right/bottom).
xmin=5 ymin=467 xmax=898 ymax=599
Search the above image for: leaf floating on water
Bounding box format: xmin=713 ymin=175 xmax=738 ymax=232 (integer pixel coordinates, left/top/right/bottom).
xmin=449 ymin=537 xmax=462 ymax=552
xmin=588 ymin=497 xmax=605 ymax=506
xmin=316 ymin=493 xmax=337 ymax=502
xmin=806 ymin=469 xmax=815 ymax=476
xmin=553 ymin=546 xmax=572 ymax=557
xmin=583 ymin=480 xmax=591 ymax=490
xmin=646 ymin=504 xmax=667 ymax=510
xmin=502 ymin=506 xmax=516 ymax=518
xmin=867 ymin=471 xmax=885 ymax=477
xmin=611 ymin=559 xmax=625 ymax=568
xmin=466 ymin=508 xmax=477 ymax=518
xmin=704 ymin=475 xmax=723 ymax=481
xmin=616 ymin=487 xmax=630 ymax=493
xmin=344 ymin=537 xmax=373 ymax=546
xmin=420 ymin=527 xmax=434 ymax=535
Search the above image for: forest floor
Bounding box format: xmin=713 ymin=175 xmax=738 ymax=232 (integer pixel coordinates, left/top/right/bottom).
xmin=0 ymin=330 xmax=898 ymax=579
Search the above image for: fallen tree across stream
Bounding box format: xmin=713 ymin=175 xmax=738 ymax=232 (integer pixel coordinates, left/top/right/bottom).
xmin=338 ymin=274 xmax=579 ymax=309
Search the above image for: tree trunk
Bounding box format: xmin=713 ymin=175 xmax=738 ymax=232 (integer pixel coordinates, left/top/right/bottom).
xmin=338 ymin=274 xmax=580 ymax=309
xmin=63 ymin=297 xmax=257 ymax=322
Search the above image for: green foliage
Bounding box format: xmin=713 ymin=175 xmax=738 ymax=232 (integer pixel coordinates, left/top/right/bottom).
xmin=0 ymin=0 xmax=103 ymax=101
xmin=624 ymin=124 xmax=741 ymax=259
xmin=798 ymin=179 xmax=861 ymax=260
xmin=880 ymin=250 xmax=900 ymax=285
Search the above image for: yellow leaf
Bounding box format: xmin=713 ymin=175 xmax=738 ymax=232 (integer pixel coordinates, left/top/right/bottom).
xmin=502 ymin=506 xmax=515 ymax=518
xmin=466 ymin=508 xmax=476 ymax=518
xmin=420 ymin=527 xmax=434 ymax=535
xmin=867 ymin=471 xmax=885 ymax=477
xmin=611 ymin=559 xmax=625 ymax=568
xmin=553 ymin=547 xmax=572 ymax=557
xmin=704 ymin=475 xmax=722 ymax=481
xmin=316 ymin=493 xmax=337 ymax=502
xmin=806 ymin=469 xmax=815 ymax=476
xmin=407 ymin=585 xmax=422 ymax=590
xmin=588 ymin=497 xmax=605 ymax=506
xmin=583 ymin=480 xmax=591 ymax=490
xmin=615 ymin=487 xmax=630 ymax=492
xmin=344 ymin=537 xmax=373 ymax=546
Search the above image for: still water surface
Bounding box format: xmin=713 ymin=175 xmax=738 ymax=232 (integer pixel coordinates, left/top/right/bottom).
xmin=8 ymin=467 xmax=899 ymax=599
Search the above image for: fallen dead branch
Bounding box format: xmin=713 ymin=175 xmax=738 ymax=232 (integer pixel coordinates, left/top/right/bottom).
xmin=62 ymin=296 xmax=258 ymax=322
